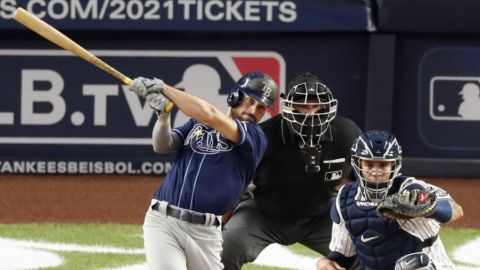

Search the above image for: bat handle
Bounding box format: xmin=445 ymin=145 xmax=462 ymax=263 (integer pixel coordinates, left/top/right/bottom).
xmin=123 ymin=77 xmax=132 ymax=85
xmin=164 ymin=102 xmax=174 ymax=113
xmin=124 ymin=77 xmax=174 ymax=113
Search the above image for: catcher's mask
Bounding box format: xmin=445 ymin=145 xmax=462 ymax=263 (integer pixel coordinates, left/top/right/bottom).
xmin=282 ymin=72 xmax=337 ymax=172
xmin=351 ymin=130 xmax=402 ymax=202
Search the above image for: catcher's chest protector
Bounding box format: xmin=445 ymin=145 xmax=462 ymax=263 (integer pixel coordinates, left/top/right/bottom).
xmin=339 ymin=184 xmax=424 ymax=270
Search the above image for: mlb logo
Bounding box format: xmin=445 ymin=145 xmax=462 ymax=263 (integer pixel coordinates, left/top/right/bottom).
xmin=419 ymin=47 xmax=480 ymax=150
xmin=325 ymin=170 xmax=342 ymax=181
xmin=429 ymin=76 xmax=480 ymax=121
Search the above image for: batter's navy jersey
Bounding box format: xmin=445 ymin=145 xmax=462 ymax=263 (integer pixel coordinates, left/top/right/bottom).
xmin=154 ymin=118 xmax=267 ymax=215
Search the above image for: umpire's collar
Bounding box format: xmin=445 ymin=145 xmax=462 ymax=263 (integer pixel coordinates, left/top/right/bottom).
xmin=280 ymin=119 xmax=333 ymax=145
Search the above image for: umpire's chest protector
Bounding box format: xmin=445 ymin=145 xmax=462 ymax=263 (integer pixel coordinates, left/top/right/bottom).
xmin=338 ymin=184 xmax=424 ymax=270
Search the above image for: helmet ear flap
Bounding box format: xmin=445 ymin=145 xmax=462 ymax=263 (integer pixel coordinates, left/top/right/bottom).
xmin=227 ymin=91 xmax=243 ymax=107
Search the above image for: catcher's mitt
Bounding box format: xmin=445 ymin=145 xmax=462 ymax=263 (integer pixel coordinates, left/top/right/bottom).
xmin=377 ymin=189 xmax=437 ymax=220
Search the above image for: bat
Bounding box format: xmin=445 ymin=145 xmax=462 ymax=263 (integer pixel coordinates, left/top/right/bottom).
xmin=13 ymin=7 xmax=173 ymax=112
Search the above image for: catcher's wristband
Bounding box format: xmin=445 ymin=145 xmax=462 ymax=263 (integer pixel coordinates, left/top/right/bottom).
xmin=428 ymin=199 xmax=453 ymax=223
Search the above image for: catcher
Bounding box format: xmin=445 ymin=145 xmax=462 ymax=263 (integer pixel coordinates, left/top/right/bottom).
xmin=316 ymin=130 xmax=463 ymax=270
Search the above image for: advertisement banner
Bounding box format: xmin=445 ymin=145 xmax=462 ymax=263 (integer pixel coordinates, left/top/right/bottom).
xmin=0 ymin=0 xmax=374 ymax=31
xmin=0 ymin=49 xmax=286 ymax=174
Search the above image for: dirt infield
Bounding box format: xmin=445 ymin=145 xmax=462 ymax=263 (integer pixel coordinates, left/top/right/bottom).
xmin=0 ymin=175 xmax=478 ymax=228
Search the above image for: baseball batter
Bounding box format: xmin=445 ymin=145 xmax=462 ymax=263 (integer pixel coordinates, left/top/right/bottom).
xmin=317 ymin=130 xmax=464 ymax=270
xmin=129 ymin=72 xmax=279 ymax=270
xmin=221 ymin=72 xmax=363 ymax=270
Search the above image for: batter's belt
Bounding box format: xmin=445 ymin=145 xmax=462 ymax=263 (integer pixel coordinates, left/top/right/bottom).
xmin=152 ymin=202 xmax=220 ymax=227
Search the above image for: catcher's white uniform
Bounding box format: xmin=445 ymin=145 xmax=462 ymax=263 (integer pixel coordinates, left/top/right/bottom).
xmin=329 ymin=177 xmax=455 ymax=269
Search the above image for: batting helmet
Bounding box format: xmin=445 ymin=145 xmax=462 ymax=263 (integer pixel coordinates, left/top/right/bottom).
xmin=351 ymin=130 xmax=403 ymax=202
xmin=227 ymin=71 xmax=279 ymax=108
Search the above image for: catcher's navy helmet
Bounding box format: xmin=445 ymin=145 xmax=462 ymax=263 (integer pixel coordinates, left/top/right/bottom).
xmin=281 ymin=72 xmax=337 ymax=146
xmin=227 ymin=71 xmax=279 ymax=108
xmin=351 ymin=130 xmax=402 ymax=202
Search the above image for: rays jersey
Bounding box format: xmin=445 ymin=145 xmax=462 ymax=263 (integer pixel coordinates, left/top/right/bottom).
xmin=328 ymin=175 xmax=455 ymax=270
xmin=154 ymin=118 xmax=267 ymax=215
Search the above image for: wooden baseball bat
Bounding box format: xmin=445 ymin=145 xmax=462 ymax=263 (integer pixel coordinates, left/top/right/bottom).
xmin=13 ymin=7 xmax=173 ymax=112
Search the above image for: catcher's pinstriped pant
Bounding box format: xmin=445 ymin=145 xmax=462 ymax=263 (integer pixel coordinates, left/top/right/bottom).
xmin=143 ymin=200 xmax=223 ymax=270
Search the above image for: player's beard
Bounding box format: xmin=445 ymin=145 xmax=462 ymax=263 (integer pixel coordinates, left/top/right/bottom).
xmin=231 ymin=109 xmax=258 ymax=122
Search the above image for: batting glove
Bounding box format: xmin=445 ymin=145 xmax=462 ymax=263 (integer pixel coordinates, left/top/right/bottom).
xmin=147 ymin=93 xmax=171 ymax=115
xmin=130 ymin=77 xmax=165 ymax=97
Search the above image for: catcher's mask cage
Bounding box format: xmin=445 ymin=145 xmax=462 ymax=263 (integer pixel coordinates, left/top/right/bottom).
xmin=281 ymin=74 xmax=337 ymax=147
xmin=351 ymin=130 xmax=402 ymax=202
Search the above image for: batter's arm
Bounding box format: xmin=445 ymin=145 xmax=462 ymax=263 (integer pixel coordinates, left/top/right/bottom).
xmin=152 ymin=113 xmax=181 ymax=153
xmin=163 ymin=85 xmax=241 ymax=143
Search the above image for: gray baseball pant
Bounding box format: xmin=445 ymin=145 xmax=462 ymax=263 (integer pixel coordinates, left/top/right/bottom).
xmin=143 ymin=200 xmax=223 ymax=270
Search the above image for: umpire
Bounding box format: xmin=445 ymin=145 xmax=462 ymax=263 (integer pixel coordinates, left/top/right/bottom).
xmin=221 ymin=72 xmax=362 ymax=269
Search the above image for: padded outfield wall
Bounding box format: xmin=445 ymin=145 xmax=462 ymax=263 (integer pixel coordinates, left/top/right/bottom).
xmin=0 ymin=0 xmax=479 ymax=177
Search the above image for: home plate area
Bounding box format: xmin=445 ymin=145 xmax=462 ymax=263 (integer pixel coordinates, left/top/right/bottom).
xmin=1 ymin=238 xmax=479 ymax=270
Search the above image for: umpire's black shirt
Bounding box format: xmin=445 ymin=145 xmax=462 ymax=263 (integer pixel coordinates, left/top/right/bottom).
xmin=252 ymin=114 xmax=362 ymax=221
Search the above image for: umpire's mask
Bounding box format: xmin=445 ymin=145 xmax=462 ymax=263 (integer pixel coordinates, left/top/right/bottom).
xmin=281 ymin=72 xmax=337 ymax=172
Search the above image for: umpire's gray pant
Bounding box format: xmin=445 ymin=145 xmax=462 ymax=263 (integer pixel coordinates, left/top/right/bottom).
xmin=143 ymin=200 xmax=223 ymax=270
xmin=221 ymin=198 xmax=333 ymax=270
